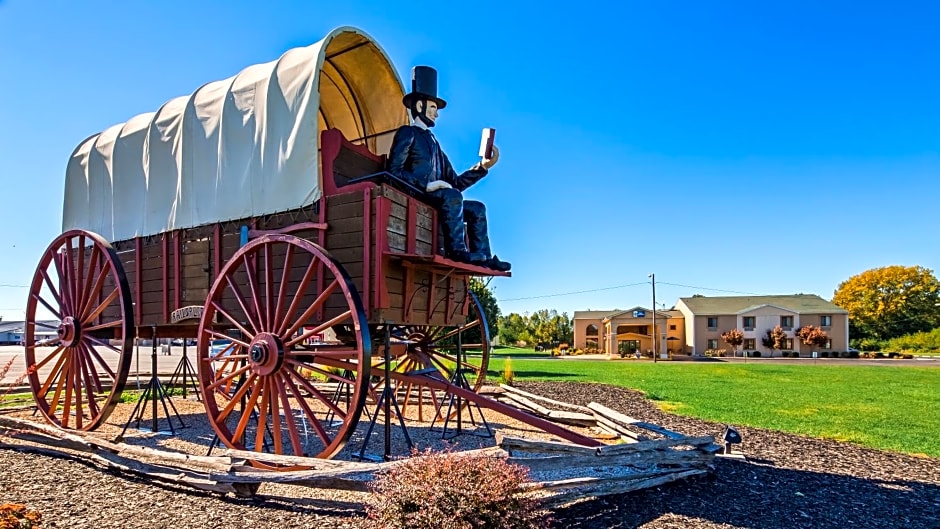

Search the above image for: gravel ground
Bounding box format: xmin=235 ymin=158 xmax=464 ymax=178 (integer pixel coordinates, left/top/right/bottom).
xmin=2 ymin=381 xmax=939 ymax=529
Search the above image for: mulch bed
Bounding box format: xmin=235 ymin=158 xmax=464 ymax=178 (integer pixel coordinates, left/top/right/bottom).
xmin=2 ymin=381 xmax=939 ymax=528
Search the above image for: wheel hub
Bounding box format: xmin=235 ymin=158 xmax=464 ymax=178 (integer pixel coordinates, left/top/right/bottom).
xmin=57 ymin=316 xmax=80 ymax=347
xmin=248 ymin=333 xmax=285 ymax=376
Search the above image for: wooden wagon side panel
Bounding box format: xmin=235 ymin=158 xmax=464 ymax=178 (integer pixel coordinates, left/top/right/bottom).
xmin=372 ymin=185 xmax=470 ymax=328
xmin=325 ymin=190 xmax=368 ymax=322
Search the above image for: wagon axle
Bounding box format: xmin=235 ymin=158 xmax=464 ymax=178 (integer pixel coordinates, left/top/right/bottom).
xmin=248 ymin=334 xmax=285 ymax=376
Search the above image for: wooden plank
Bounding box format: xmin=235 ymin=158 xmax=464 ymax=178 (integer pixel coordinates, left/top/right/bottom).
xmin=499 ymin=384 xmax=595 ymax=414
xmin=588 ymin=402 xmax=688 ymax=440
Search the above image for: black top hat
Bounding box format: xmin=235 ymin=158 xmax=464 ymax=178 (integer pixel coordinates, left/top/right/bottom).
xmin=402 ymin=65 xmax=447 ymax=109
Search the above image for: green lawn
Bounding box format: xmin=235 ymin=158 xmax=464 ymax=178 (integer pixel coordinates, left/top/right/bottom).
xmin=488 ymin=357 xmax=940 ymax=458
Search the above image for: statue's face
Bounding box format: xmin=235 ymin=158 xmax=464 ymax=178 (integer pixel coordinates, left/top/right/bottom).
xmin=416 ymin=99 xmax=439 ymax=125
xmin=424 ymin=100 xmax=439 ymax=122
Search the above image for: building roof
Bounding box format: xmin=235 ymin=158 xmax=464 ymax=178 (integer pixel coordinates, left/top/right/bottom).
xmin=678 ymin=294 xmax=847 ymax=315
xmin=0 ymin=320 xmax=60 ymax=334
xmin=573 ymin=310 xmax=623 ymax=320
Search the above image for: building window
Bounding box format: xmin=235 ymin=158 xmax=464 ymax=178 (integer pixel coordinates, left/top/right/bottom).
xmin=823 ymin=338 xmax=832 ymax=349
xmin=783 ymin=338 xmax=794 ymax=350
xmin=586 ymin=338 xmax=598 ymax=349
xmin=669 ymin=324 xmax=676 ymax=331
xmin=707 ymin=339 xmax=719 ymax=349
xmin=820 ymin=315 xmax=832 ymax=327
xmin=743 ymin=338 xmax=756 ymax=350
xmin=780 ymin=315 xmax=793 ymax=330
xmin=742 ymin=316 xmax=755 ymax=330
xmin=586 ymin=324 xmax=598 ymax=336
xmin=707 ymin=317 xmax=718 ymax=330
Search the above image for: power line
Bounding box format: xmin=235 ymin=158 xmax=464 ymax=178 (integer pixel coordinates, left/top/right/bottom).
xmin=656 ymin=281 xmax=761 ymax=296
xmin=498 ymin=279 xmax=766 ymax=304
xmin=0 ymin=284 xmax=28 ymax=288
xmin=500 ymin=282 xmax=649 ymax=302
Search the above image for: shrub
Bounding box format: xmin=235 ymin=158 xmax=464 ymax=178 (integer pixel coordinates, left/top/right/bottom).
xmin=751 ymin=351 xmax=762 ymax=358
xmin=0 ymin=503 xmax=42 ymax=529
xmin=499 ymin=357 xmax=515 ymax=385
xmin=366 ymin=449 xmax=548 ymax=529
xmin=820 ymin=351 xmax=829 ymax=358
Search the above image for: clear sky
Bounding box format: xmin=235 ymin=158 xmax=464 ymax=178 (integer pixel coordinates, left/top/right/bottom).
xmin=1 ymin=1 xmax=937 ymax=322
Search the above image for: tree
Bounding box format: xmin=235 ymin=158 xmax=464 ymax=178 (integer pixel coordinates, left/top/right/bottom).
xmin=469 ymin=278 xmax=500 ymax=341
xmin=721 ymin=328 xmax=744 ymax=357
xmin=498 ymin=313 xmax=529 ymax=346
xmin=796 ymin=325 xmax=829 ymax=348
xmin=761 ymin=325 xmax=787 ymax=358
xmin=833 ymin=265 xmax=940 ymax=340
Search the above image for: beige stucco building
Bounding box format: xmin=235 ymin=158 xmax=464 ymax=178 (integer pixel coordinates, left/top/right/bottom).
xmin=574 ymin=294 xmax=849 ymax=357
xmin=573 ymin=307 xmax=685 ymax=357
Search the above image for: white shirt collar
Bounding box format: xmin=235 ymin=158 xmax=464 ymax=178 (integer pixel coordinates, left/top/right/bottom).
xmin=411 ymin=116 xmax=430 ymax=131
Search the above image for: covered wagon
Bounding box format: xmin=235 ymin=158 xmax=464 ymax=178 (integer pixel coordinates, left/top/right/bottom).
xmin=23 ymin=26 xmax=597 ymax=465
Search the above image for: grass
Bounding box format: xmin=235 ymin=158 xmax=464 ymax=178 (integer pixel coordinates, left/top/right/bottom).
xmin=487 ymin=357 xmax=940 ymax=458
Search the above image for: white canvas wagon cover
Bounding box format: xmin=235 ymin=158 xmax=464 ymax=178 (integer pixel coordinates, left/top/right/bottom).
xmin=63 ymin=26 xmax=407 ymax=242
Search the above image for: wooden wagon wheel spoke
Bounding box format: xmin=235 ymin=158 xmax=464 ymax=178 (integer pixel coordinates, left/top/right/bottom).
xmin=77 ymin=261 xmax=111 ymax=323
xmin=219 ymin=279 xmax=262 ymax=338
xmin=284 ymin=358 xmax=356 ymax=386
xmin=275 ymin=258 xmax=318 ymax=337
xmin=197 ymin=235 xmax=370 ymax=469
xmin=25 ymin=230 xmax=133 ymax=431
xmin=77 ymin=342 xmax=106 ymax=392
xmin=281 ymin=372 xmax=331 ymax=446
xmin=38 ymin=267 xmax=65 ymax=316
xmin=240 ymin=252 xmax=268 ymax=333
xmin=77 ymin=239 xmax=99 ymax=315
xmin=282 ymin=279 xmax=341 ymax=341
xmin=32 ymin=291 xmax=63 ymax=321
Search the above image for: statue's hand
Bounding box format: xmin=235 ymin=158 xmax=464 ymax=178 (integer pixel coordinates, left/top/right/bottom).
xmin=482 ymin=144 xmax=499 ymax=169
xmin=426 ymin=180 xmax=453 ymax=192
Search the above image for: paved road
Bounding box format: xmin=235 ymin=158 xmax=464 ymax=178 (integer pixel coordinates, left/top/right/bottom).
xmin=0 ymin=344 xmax=202 ymax=390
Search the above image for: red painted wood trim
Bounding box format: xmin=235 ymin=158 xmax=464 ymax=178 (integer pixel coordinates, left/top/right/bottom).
xmin=317 ymin=198 xmax=326 ymax=322
xmin=247 ymin=222 xmax=327 ymax=239
xmin=362 ymin=188 xmax=371 ymax=317
xmin=406 ymin=196 xmax=417 ymax=254
xmin=374 ymin=195 xmax=391 ymax=310
xmin=135 ymin=237 xmax=142 ymax=327
xmin=162 ymin=234 xmax=169 ymax=324
xmin=173 ymin=231 xmax=181 ymax=311
xmin=319 ymin=128 xmax=386 ymax=197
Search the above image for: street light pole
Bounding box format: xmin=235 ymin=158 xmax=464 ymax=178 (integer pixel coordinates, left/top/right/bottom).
xmin=649 ymin=273 xmax=657 ymax=363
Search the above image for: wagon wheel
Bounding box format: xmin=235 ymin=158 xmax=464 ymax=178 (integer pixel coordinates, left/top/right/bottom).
xmin=24 ymin=230 xmax=134 ymax=431
xmin=196 ymin=234 xmax=371 ymax=467
xmin=375 ymin=289 xmax=491 ymax=421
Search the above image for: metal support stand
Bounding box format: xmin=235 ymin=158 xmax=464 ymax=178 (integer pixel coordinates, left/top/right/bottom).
xmin=169 ymin=341 xmax=200 ymax=400
xmin=356 ymin=323 xmax=412 ymax=461
xmin=120 ymin=327 xmax=185 ymax=437
xmin=325 ymin=369 xmax=371 ymax=424
xmin=433 ymin=325 xmax=492 ymax=440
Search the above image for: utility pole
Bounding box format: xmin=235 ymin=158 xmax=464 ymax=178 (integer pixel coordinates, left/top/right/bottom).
xmin=649 ymin=273 xmax=657 ymax=363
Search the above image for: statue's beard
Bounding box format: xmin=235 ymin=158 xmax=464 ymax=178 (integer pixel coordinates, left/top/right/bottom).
xmin=417 ymin=110 xmax=435 ymax=127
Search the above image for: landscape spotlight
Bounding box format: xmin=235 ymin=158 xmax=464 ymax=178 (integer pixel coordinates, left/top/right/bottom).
xmin=722 ymin=425 xmax=742 ymax=454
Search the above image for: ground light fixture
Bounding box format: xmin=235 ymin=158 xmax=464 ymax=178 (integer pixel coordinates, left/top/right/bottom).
xmin=722 ymin=425 xmax=743 ymax=454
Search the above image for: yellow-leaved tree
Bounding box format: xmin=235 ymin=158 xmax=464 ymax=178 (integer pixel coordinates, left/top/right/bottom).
xmin=832 ymin=265 xmax=940 ymax=340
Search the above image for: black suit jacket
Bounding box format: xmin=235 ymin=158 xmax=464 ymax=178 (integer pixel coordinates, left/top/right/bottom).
xmin=387 ymin=125 xmax=488 ymax=192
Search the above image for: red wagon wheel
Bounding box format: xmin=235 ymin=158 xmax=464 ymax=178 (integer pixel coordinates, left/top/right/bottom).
xmin=196 ymin=235 xmax=371 ymax=466
xmin=24 ymin=230 xmax=134 ymax=431
xmin=376 ymin=289 xmax=491 ymax=421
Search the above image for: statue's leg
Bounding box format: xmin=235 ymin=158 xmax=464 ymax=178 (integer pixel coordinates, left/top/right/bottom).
xmin=463 ymin=200 xmax=491 ymax=263
xmin=430 ymin=188 xmax=469 ymax=259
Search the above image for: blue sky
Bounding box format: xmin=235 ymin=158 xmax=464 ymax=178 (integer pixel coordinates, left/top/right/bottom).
xmin=1 ymin=1 xmax=938 ymax=321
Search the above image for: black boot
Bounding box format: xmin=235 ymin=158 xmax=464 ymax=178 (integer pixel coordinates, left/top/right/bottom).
xmin=485 ymin=255 xmax=511 ymax=272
